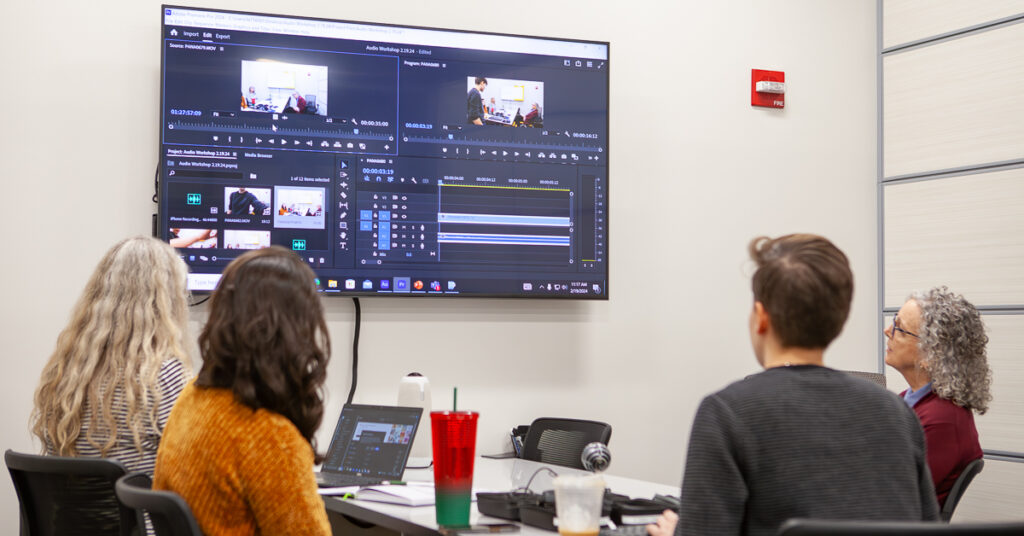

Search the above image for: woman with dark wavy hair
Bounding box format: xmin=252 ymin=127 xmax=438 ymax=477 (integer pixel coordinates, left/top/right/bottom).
xmin=885 ymin=286 xmax=992 ymax=508
xmin=154 ymin=246 xmax=331 ymax=536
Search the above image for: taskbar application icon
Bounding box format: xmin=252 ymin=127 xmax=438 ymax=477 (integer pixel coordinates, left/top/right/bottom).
xmin=386 ymin=277 xmax=457 ymax=294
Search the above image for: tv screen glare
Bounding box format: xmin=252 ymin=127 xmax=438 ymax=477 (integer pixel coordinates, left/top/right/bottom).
xmin=159 ymin=6 xmax=608 ymax=298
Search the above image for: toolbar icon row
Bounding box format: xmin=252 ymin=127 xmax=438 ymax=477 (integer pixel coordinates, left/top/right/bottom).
xmin=442 ymin=146 xmax=599 ymax=163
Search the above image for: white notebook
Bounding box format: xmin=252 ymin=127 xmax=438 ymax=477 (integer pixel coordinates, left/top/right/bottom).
xmin=354 ymin=483 xmax=436 ymax=506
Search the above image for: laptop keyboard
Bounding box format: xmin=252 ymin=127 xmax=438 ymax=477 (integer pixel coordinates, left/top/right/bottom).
xmin=316 ymin=473 xmax=387 ymax=488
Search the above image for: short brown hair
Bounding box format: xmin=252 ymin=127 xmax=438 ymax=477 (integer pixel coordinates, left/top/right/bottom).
xmin=749 ymin=234 xmax=853 ymax=349
xmin=197 ymin=246 xmax=330 ymax=462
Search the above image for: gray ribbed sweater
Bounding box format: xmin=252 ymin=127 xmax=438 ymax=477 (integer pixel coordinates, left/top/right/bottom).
xmin=677 ymin=366 xmax=939 ymax=536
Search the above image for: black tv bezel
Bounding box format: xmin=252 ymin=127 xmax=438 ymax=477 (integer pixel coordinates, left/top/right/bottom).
xmin=158 ymin=4 xmax=610 ymax=300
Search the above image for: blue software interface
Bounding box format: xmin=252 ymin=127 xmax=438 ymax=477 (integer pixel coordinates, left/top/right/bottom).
xmin=159 ymin=6 xmax=608 ymax=298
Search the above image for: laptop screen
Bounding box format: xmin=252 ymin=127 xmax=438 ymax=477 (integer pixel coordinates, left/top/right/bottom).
xmin=322 ymin=404 xmax=423 ymax=478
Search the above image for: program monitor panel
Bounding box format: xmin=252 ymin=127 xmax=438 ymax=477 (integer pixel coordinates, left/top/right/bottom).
xmin=159 ymin=6 xmax=608 ymax=298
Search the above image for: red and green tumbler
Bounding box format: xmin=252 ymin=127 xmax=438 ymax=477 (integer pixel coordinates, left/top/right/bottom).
xmin=430 ymin=410 xmax=479 ymax=526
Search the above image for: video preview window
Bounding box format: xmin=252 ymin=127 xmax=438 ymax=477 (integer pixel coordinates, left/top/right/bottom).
xmin=169 ymin=228 xmax=217 ymax=249
xmin=224 ymin=187 xmax=272 ymax=216
xmin=466 ymin=76 xmax=543 ymax=128
xmin=241 ymin=60 xmax=328 ymax=116
xmin=273 ymin=186 xmax=326 ymax=229
xmin=223 ymin=230 xmax=271 ymax=250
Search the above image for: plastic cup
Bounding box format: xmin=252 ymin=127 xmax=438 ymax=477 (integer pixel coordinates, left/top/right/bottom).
xmin=431 ymin=411 xmax=479 ymax=526
xmin=553 ymin=474 xmax=605 ymax=536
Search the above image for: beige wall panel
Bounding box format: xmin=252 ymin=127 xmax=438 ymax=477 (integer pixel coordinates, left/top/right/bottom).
xmin=951 ymin=458 xmax=1024 ymax=522
xmin=974 ymin=315 xmax=1024 ymax=454
xmin=883 ymin=0 xmax=1024 ymax=49
xmin=883 ymin=168 xmax=1024 ymax=307
xmin=883 ymin=23 xmax=1024 ymax=178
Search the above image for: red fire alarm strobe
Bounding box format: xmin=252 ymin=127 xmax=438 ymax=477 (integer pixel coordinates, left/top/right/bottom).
xmin=751 ymin=69 xmax=785 ymax=109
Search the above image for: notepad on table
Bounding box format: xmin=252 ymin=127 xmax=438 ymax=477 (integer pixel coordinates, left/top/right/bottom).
xmin=355 ymin=483 xmax=436 ymax=506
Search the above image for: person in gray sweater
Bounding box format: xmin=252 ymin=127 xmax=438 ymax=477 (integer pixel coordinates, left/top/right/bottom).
xmin=647 ymin=234 xmax=939 ymax=536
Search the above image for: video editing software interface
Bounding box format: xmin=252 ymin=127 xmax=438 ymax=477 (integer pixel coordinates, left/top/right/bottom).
xmin=323 ymin=406 xmax=420 ymax=477
xmin=160 ymin=7 xmax=608 ymax=298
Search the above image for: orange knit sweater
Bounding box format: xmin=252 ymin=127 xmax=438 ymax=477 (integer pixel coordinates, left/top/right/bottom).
xmin=153 ymin=382 xmax=330 ymax=536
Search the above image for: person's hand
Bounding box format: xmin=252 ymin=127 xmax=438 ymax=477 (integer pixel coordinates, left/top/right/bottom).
xmin=646 ymin=509 xmax=678 ymax=536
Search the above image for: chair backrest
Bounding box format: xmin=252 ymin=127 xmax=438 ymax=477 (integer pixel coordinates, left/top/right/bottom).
xmin=5 ymin=449 xmax=136 ymax=536
xmin=520 ymin=417 xmax=612 ymax=470
xmin=115 ymin=472 xmax=203 ymax=536
xmin=777 ymin=518 xmax=1024 ymax=535
xmin=940 ymin=457 xmax=984 ymax=522
xmin=842 ymin=370 xmax=887 ymax=388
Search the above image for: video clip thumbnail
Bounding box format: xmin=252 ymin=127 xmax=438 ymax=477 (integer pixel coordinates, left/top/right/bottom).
xmin=223 ymin=229 xmax=271 ymax=250
xmin=274 ymin=186 xmax=326 ymax=230
xmin=224 ymin=187 xmax=272 ymax=216
xmin=241 ymin=60 xmax=328 ymax=116
xmin=466 ymin=76 xmax=543 ymax=128
xmin=169 ymin=228 xmax=218 ymax=249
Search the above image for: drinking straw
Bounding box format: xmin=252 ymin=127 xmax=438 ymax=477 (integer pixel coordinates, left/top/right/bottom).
xmin=453 ymin=386 xmax=458 ymax=412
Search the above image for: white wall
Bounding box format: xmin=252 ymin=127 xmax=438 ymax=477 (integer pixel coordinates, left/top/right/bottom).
xmin=0 ymin=0 xmax=878 ymax=531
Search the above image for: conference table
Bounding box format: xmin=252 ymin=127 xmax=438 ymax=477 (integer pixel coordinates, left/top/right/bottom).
xmin=322 ymin=457 xmax=679 ymax=536
xmin=484 ymin=112 xmax=515 ymax=126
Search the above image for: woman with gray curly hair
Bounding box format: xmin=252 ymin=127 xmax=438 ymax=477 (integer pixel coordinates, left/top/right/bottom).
xmin=884 ymin=286 xmax=992 ymax=508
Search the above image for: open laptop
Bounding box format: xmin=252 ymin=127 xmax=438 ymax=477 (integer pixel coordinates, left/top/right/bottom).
xmin=316 ymin=404 xmax=423 ymax=488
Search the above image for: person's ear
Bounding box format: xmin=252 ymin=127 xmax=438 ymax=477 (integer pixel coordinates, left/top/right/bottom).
xmin=753 ymin=301 xmax=770 ymax=335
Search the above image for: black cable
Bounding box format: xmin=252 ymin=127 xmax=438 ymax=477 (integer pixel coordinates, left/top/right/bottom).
xmin=153 ymin=164 xmax=160 ymax=204
xmin=516 ymin=467 xmax=559 ymax=493
xmin=189 ymin=295 xmax=210 ymax=307
xmin=346 ymin=297 xmax=361 ymax=405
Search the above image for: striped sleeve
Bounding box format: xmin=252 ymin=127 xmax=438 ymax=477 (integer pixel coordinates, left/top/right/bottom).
xmin=156 ymin=359 xmax=189 ymax=434
xmin=70 ymin=357 xmax=190 ymax=476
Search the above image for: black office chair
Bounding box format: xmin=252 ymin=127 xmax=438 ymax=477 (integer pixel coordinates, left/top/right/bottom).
xmin=115 ymin=472 xmax=203 ymax=536
xmin=5 ymin=449 xmax=136 ymax=536
xmin=940 ymin=457 xmax=984 ymax=522
xmin=778 ymin=518 xmax=1024 ymax=535
xmin=520 ymin=417 xmax=612 ymax=470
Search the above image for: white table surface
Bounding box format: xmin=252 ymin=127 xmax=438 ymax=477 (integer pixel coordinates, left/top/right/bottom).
xmin=322 ymin=456 xmax=679 ymax=536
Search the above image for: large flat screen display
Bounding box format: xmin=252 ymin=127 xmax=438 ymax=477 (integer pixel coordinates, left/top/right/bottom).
xmin=159 ymin=6 xmax=608 ymax=298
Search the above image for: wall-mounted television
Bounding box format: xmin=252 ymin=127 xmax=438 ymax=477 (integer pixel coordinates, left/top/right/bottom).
xmin=159 ymin=6 xmax=608 ymax=298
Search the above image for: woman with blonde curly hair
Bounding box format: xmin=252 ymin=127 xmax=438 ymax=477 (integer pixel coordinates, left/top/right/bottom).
xmin=31 ymin=236 xmax=191 ymax=475
xmin=885 ymin=286 xmax=992 ymax=508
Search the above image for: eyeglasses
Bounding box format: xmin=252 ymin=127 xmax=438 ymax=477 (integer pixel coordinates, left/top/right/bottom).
xmin=888 ymin=314 xmax=919 ymax=340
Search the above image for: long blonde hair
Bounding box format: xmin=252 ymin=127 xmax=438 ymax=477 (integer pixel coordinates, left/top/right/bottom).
xmin=31 ymin=236 xmax=192 ymax=456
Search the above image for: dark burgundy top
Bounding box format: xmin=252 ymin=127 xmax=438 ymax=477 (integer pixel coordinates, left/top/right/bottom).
xmin=906 ymin=390 xmax=983 ymax=507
